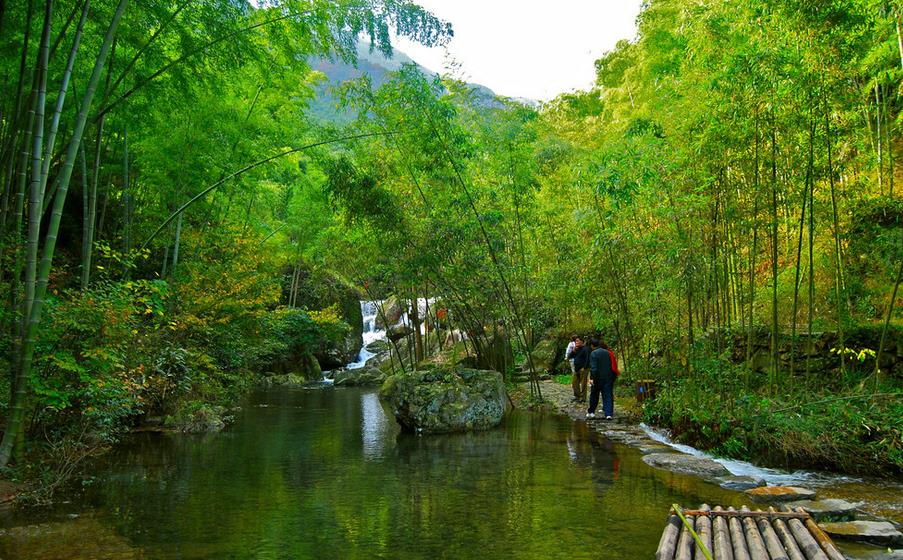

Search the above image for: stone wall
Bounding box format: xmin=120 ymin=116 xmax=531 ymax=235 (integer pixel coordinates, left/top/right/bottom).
xmin=717 ymin=326 xmax=902 ymax=376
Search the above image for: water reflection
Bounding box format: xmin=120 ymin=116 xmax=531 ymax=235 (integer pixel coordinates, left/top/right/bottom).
xmin=361 ymin=392 xmax=392 ymax=459
xmin=567 ymin=421 xmax=620 ymax=493
xmin=0 ymin=388 xmax=751 ymax=560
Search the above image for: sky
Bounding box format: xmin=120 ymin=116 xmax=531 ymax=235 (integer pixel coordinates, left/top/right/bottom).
xmin=394 ymin=1 xmax=644 ymax=101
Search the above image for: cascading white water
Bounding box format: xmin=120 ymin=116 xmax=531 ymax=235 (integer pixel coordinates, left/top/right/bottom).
xmin=640 ymin=423 xmax=860 ymax=487
xmin=345 ymin=300 xmax=387 ymax=370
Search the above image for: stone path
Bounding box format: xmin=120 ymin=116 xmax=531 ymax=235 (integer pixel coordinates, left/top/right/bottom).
xmin=522 ymin=379 xmax=903 ymax=553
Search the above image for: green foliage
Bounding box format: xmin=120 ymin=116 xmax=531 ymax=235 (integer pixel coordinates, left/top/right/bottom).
xmin=643 ymin=357 xmax=903 ymax=476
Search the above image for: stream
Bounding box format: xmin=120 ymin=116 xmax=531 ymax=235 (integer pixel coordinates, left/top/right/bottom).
xmin=0 ymin=386 xmax=754 ymax=559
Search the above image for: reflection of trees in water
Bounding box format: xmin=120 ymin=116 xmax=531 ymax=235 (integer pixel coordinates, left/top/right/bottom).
xmin=567 ymin=421 xmax=620 ymax=493
xmin=49 ymin=390 xmax=745 ymax=559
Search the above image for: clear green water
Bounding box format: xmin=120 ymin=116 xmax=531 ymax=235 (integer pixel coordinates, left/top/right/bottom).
xmin=0 ymin=386 xmax=755 ymax=559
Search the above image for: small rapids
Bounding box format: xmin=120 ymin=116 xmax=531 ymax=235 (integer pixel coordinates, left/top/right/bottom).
xmin=640 ymin=423 xmax=860 ymax=486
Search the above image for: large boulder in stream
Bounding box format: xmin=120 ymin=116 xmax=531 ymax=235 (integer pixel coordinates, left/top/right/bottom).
xmin=380 ymin=367 xmax=508 ymax=433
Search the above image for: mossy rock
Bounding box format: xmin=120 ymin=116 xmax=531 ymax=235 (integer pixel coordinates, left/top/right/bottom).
xmin=334 ymin=367 xmax=386 ymax=387
xmin=379 ymin=367 xmax=508 ymax=434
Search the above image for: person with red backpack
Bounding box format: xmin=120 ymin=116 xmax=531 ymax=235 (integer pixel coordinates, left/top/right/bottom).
xmin=586 ymin=338 xmax=619 ymax=420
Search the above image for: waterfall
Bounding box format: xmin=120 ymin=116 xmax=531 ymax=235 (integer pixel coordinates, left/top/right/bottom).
xmin=345 ymin=300 xmax=387 ymax=370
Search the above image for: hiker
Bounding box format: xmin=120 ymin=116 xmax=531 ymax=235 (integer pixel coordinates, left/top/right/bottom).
xmin=586 ymin=338 xmax=617 ymax=420
xmin=568 ymin=336 xmax=590 ymax=402
xmin=565 ymin=335 xmax=577 ymax=375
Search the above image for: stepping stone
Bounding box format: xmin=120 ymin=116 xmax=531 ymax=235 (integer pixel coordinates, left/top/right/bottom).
xmin=745 ymin=486 xmax=817 ymax=503
xmin=719 ymin=475 xmax=766 ymax=491
xmin=638 ymin=443 xmax=675 ymax=455
xmin=642 ymin=452 xmax=730 ymax=478
xmin=788 ymin=498 xmax=863 ymax=518
xmin=818 ymin=520 xmax=903 ymax=546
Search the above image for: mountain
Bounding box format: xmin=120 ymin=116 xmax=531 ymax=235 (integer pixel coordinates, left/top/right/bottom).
xmin=306 ymin=42 xmax=529 ymax=123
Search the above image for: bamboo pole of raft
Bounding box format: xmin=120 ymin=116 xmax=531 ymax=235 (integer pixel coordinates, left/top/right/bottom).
xmin=696 ymin=504 xmax=714 ymax=560
xmin=727 ymin=507 xmax=753 ymax=560
xmin=779 ymin=506 xmax=829 ymax=560
xmin=795 ymin=508 xmax=845 ymax=560
xmin=682 ymin=510 xmax=809 ymax=519
xmin=712 ymin=506 xmax=734 ymax=560
xmin=769 ymin=507 xmax=806 ymax=560
xmin=675 ymin=511 xmax=694 ymax=560
xmin=754 ymin=508 xmax=790 ymax=560
xmin=740 ymin=506 xmax=770 ymax=559
xmin=673 ymin=504 xmax=713 ymax=560
xmin=656 ymin=514 xmax=681 ymax=560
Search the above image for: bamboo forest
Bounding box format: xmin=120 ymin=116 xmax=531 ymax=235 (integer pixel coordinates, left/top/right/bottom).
xmin=0 ymin=0 xmax=901 ymax=558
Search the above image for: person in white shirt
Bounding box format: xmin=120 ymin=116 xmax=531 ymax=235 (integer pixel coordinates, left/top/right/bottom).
xmin=566 ymin=335 xmax=577 ymax=375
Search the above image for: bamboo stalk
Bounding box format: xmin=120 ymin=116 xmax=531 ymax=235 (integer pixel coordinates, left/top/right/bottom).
xmin=797 ymin=509 xmax=845 ymax=560
xmin=728 ymin=507 xmax=752 ymax=560
xmin=712 ymin=506 xmax=734 ymax=560
xmin=780 ymin=506 xmax=828 ymax=560
xmin=769 ymin=507 xmax=806 ymax=560
xmin=696 ymin=504 xmax=714 ymax=560
xmin=740 ymin=506 xmax=770 ymax=559
xmin=755 ymin=509 xmax=789 ymax=560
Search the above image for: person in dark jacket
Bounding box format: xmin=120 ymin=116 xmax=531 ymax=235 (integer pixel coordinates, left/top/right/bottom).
xmin=567 ymin=336 xmax=590 ymax=402
xmin=586 ymin=338 xmax=615 ymax=419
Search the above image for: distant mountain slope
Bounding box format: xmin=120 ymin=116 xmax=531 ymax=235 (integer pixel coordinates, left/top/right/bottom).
xmin=306 ymin=42 xmax=525 ymax=123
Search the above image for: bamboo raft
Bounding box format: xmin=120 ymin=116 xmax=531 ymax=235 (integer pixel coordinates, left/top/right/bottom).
xmin=655 ymin=504 xmax=847 ymax=560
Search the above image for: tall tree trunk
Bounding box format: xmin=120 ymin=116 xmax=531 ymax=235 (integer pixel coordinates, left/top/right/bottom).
xmin=769 ymin=119 xmax=780 ymax=392
xmin=171 ymin=211 xmax=183 ymax=274
xmin=790 ymin=174 xmax=808 ymax=378
xmin=806 ymin=114 xmax=816 ymax=377
xmin=80 ymin=122 xmax=104 ymax=289
xmin=0 ymin=0 xmax=129 ymax=468
xmin=410 ymin=294 xmax=424 ymax=364
xmin=23 ymin=0 xmax=53 ymax=339
xmin=745 ymin=115 xmax=760 ymax=383
xmin=123 ymin=124 xmax=131 ymax=259
xmin=41 ymin=0 xmax=89 ymax=200
xmin=875 ymin=82 xmax=884 ymax=195
xmin=824 ymin=93 xmax=847 ymax=375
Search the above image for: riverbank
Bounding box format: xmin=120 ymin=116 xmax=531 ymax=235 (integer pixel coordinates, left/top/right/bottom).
xmin=516 ymin=378 xmax=903 ymax=536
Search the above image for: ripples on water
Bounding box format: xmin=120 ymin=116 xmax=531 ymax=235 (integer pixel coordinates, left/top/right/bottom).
xmin=0 ymin=387 xmax=890 ymax=559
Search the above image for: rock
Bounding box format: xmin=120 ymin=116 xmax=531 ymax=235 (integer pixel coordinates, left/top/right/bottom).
xmin=818 ymin=521 xmax=903 ymax=545
xmin=638 ymin=443 xmax=676 ymax=455
xmin=164 ymin=404 xmax=230 ymax=433
xmin=789 ymin=498 xmax=863 ymax=519
xmin=719 ymin=475 xmax=766 ymax=491
xmin=334 ymin=367 xmax=386 ymax=387
xmin=380 ymin=367 xmax=508 ymax=434
xmin=376 ymin=297 xmax=404 ymax=330
xmin=642 ymin=453 xmax=730 ymax=478
xmin=259 ymin=373 xmax=308 ymax=388
xmin=287 ymin=268 xmax=363 ymax=369
xmin=524 ymin=338 xmax=561 ymax=374
xmin=366 ymin=340 xmax=390 ymax=353
xmin=387 ymin=324 xmax=413 ymax=342
xmin=745 ymin=486 xmax=817 ymax=503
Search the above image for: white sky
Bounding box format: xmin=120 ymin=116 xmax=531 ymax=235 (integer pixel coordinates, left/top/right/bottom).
xmin=394 ymin=1 xmax=643 ymax=101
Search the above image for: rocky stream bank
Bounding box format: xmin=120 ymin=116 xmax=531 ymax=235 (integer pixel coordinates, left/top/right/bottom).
xmin=520 ymin=379 xmax=903 ymax=557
